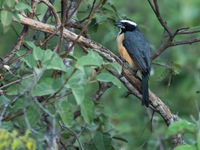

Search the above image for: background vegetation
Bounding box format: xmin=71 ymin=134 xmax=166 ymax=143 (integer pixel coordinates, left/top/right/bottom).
xmin=0 ymin=0 xmax=200 ymax=149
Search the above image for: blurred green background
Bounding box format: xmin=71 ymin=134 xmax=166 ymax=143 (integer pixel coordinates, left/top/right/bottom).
xmin=0 ymin=0 xmax=200 ymax=149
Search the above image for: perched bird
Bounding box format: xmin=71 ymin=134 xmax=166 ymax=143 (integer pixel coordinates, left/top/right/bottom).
xmin=115 ymin=19 xmax=151 ymax=107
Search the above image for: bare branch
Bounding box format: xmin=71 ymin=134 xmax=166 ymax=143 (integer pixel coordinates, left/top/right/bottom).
xmin=64 ymin=0 xmax=105 ymax=57
xmin=148 ymin=0 xmax=200 ymax=60
xmin=79 ymin=0 xmax=97 ymax=23
xmin=59 ymin=122 xmax=84 ymax=150
xmin=41 ymin=0 xmax=61 ymax=25
xmin=2 ymin=26 xmax=28 ymax=68
xmin=147 ymin=0 xmax=172 ymax=37
xmin=32 ymin=0 xmax=55 ymax=41
xmin=46 ymin=68 xmax=77 ymax=101
xmin=0 ymin=74 xmax=34 ymax=90
xmin=92 ymin=82 xmax=112 ymax=101
xmin=67 ymin=0 xmax=83 ymax=22
xmin=152 ymin=37 xmax=200 ymax=60
xmin=0 ymin=94 xmax=22 ymax=127
xmin=171 ymin=37 xmax=200 ymax=46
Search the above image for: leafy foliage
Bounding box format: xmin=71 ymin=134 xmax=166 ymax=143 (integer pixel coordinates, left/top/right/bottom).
xmin=0 ymin=0 xmax=200 ymax=149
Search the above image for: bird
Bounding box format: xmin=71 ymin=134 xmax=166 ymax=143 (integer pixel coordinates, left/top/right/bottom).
xmin=115 ymin=19 xmax=151 ymax=107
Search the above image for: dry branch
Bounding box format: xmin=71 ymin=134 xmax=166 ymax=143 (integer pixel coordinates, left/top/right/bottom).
xmin=148 ymin=0 xmax=200 ymax=60
xmin=41 ymin=0 xmax=61 ymax=25
xmin=2 ymin=26 xmax=28 ymax=67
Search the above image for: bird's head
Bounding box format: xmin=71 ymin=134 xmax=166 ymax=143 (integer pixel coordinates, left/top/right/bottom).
xmin=115 ymin=19 xmax=137 ymax=33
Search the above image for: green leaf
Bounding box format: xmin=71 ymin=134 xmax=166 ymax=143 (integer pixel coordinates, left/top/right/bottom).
xmin=105 ymin=62 xmax=122 ymax=74
xmin=81 ymin=98 xmax=94 ymax=123
xmin=102 ymin=133 xmax=112 ymax=150
xmin=94 ymin=132 xmax=105 ymax=150
xmin=71 ymin=86 xmax=85 ymax=105
xmin=12 ymin=97 xmax=29 ymax=111
xmin=172 ymin=63 xmax=182 ymax=75
xmin=93 ymin=132 xmax=112 ymax=150
xmin=26 ymin=41 xmax=36 ymax=49
xmin=76 ymin=51 xmax=103 ymax=68
xmin=32 ymin=78 xmax=62 ymax=96
xmin=23 ymin=54 xmax=37 ymax=68
xmin=58 ymin=98 xmax=74 ymax=127
xmin=68 ymin=70 xmax=87 ymax=87
xmin=27 ymin=107 xmax=39 ymax=125
xmin=0 ymin=96 xmax=10 ymax=106
xmin=15 ymin=2 xmax=32 ymax=12
xmin=1 ymin=10 xmax=13 ymax=27
xmin=197 ymin=131 xmax=200 ymax=150
xmin=6 ymin=84 xmax=20 ymax=95
xmin=95 ymin=14 xmax=107 ymax=24
xmin=166 ymin=120 xmax=196 ymax=138
xmin=33 ymin=46 xmax=44 ymax=61
xmin=42 ymin=49 xmax=67 ymax=72
xmin=6 ymin=78 xmax=33 ymax=95
xmin=84 ymin=143 xmax=97 ymax=150
xmin=6 ymin=0 xmax=15 ymax=7
xmin=97 ymin=72 xmax=121 ymax=88
xmin=25 ymin=42 xmax=67 ymax=71
xmin=174 ymin=145 xmax=196 ymax=150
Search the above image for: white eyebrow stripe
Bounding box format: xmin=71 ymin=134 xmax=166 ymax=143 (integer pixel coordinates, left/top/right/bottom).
xmin=120 ymin=20 xmax=137 ymax=26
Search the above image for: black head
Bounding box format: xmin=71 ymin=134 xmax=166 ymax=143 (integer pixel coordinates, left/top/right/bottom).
xmin=115 ymin=19 xmax=137 ymax=33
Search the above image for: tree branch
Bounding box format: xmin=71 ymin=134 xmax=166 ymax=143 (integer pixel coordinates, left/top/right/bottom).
xmin=147 ymin=0 xmax=172 ymax=37
xmin=1 ymin=26 xmax=29 ymax=68
xmin=41 ymin=0 xmax=61 ymax=25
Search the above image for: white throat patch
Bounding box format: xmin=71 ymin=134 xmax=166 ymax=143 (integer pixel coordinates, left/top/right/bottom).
xmin=120 ymin=20 xmax=137 ymax=27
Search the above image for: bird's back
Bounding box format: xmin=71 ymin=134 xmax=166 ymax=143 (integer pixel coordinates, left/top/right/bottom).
xmin=123 ymin=28 xmax=151 ymax=74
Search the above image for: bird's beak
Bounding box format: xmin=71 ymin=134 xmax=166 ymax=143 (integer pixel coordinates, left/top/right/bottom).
xmin=115 ymin=21 xmax=123 ymax=28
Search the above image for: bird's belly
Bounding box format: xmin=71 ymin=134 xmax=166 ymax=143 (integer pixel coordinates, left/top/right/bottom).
xmin=117 ymin=34 xmax=134 ymax=66
xmin=118 ymin=45 xmax=134 ymax=66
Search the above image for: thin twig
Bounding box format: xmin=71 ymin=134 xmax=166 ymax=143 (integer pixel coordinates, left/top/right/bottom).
xmin=92 ymin=82 xmax=112 ymax=101
xmin=67 ymin=0 xmax=83 ymax=22
xmin=59 ymin=121 xmax=84 ymax=150
xmin=32 ymin=0 xmax=55 ymax=41
xmin=46 ymin=68 xmax=77 ymax=101
xmin=2 ymin=26 xmax=29 ymax=68
xmin=41 ymin=0 xmax=61 ymax=25
xmin=147 ymin=0 xmax=172 ymax=37
xmin=64 ymin=0 xmax=104 ymax=57
xmin=0 ymin=94 xmax=22 ymax=126
xmin=171 ymin=37 xmax=200 ymax=46
xmin=33 ymin=97 xmax=54 ymax=117
xmin=8 ymin=50 xmax=32 ymax=65
xmin=0 ymin=74 xmax=34 ymax=90
xmin=23 ymin=107 xmax=42 ymax=135
xmin=38 ymin=32 xmax=56 ymax=46
xmin=79 ymin=0 xmax=96 ymax=23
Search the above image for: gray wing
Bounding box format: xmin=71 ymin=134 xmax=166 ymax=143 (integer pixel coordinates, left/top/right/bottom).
xmin=123 ymin=29 xmax=151 ymax=73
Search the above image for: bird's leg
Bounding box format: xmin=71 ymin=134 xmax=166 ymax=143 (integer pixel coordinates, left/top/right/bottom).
xmin=131 ymin=67 xmax=138 ymax=75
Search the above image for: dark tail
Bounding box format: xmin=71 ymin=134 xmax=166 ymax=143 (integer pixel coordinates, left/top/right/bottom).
xmin=142 ymin=72 xmax=149 ymax=107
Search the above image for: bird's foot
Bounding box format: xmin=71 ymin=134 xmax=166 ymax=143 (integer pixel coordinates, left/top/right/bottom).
xmin=132 ymin=68 xmax=138 ymax=75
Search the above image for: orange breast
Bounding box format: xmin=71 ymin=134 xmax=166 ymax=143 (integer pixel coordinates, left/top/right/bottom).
xmin=117 ymin=34 xmax=134 ymax=66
